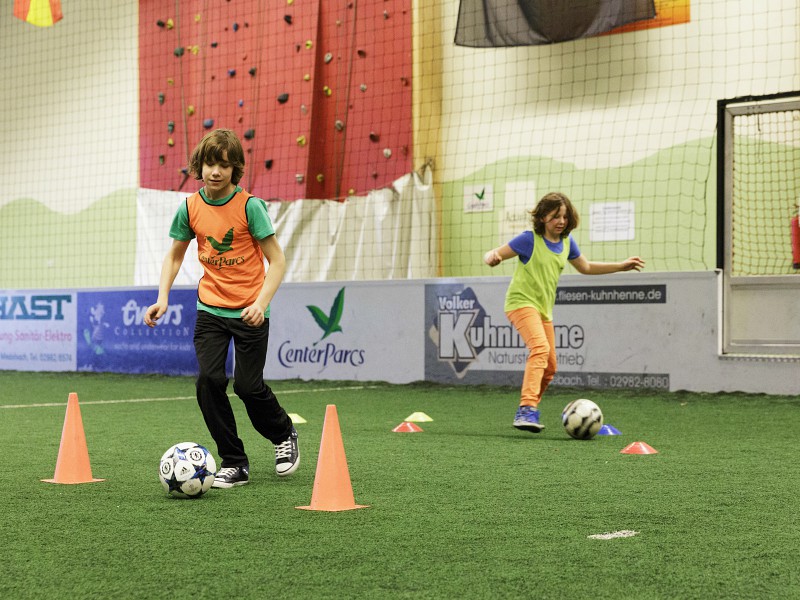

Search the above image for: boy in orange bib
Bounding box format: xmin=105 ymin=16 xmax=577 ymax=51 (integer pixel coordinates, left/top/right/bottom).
xmin=145 ymin=129 xmax=298 ymax=487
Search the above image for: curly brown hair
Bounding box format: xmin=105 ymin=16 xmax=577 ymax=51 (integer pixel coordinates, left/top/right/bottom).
xmin=530 ymin=192 xmax=580 ymax=238
xmin=188 ymin=129 xmax=245 ymax=184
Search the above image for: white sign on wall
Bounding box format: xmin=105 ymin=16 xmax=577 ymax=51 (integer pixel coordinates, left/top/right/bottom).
xmin=589 ymin=201 xmax=635 ymax=242
xmin=463 ymin=184 xmax=494 ymax=213
xmin=502 ymin=181 xmax=536 ymax=241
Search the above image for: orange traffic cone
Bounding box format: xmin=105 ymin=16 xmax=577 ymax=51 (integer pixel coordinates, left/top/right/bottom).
xmin=297 ymin=404 xmax=368 ymax=512
xmin=42 ymin=393 xmax=104 ymax=484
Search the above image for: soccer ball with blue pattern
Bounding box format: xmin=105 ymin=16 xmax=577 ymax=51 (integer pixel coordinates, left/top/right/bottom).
xmin=159 ymin=442 xmax=217 ymax=498
xmin=562 ymin=399 xmax=603 ymax=440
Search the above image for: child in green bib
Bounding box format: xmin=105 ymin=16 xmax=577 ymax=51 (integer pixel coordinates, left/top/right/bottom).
xmin=484 ymin=192 xmax=645 ymax=432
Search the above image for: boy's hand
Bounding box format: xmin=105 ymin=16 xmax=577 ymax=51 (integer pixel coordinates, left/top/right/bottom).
xmin=241 ymin=304 xmax=266 ymax=327
xmin=144 ymin=302 xmax=167 ymax=327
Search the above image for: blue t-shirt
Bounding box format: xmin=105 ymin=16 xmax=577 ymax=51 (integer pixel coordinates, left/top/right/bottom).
xmin=508 ymin=231 xmax=580 ymax=264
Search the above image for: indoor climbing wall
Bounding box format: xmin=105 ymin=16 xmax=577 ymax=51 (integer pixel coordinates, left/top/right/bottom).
xmin=139 ymin=0 xmax=412 ymax=201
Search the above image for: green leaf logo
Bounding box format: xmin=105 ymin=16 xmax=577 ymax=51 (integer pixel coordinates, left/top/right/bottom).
xmin=306 ymin=287 xmax=345 ymax=345
xmin=207 ymin=227 xmax=234 ymax=254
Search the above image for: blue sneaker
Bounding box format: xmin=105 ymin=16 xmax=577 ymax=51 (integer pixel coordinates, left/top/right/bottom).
xmin=513 ymin=406 xmax=544 ymax=433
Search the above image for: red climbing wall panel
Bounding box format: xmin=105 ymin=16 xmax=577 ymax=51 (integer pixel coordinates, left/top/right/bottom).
xmin=139 ymin=1 xmax=412 ymax=201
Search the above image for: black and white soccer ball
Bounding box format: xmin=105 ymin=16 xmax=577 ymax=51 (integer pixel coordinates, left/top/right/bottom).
xmin=159 ymin=442 xmax=217 ymax=498
xmin=562 ymin=399 xmax=603 ymax=440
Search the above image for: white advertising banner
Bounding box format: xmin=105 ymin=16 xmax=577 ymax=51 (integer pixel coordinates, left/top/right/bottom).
xmin=424 ymin=276 xmax=671 ymax=389
xmin=0 ymin=291 xmax=77 ymax=371
xmin=266 ymin=280 xmax=425 ymax=384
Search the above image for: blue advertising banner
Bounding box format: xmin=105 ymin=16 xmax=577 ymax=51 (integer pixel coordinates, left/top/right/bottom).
xmin=76 ymin=288 xmax=200 ymax=376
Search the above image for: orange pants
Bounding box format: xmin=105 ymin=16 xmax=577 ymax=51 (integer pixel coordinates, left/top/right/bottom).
xmin=506 ymin=307 xmax=556 ymax=408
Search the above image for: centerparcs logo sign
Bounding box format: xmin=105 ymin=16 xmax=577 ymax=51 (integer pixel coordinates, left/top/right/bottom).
xmin=277 ymin=287 xmax=366 ymax=370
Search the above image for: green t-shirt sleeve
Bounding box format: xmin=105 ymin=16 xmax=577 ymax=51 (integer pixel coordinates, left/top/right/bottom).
xmin=168 ymin=200 xmax=195 ymax=241
xmin=246 ymin=197 xmax=276 ymax=240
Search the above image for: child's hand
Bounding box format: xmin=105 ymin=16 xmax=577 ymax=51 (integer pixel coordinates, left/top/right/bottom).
xmin=621 ymin=257 xmax=645 ymax=271
xmin=483 ymin=250 xmax=502 ymax=267
xmin=144 ymin=303 xmax=166 ymax=327
xmin=241 ymin=304 xmax=266 ymax=327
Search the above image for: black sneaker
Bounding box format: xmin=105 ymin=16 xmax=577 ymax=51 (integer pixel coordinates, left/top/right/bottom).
xmin=275 ymin=427 xmax=300 ymax=477
xmin=212 ymin=466 xmax=249 ymax=488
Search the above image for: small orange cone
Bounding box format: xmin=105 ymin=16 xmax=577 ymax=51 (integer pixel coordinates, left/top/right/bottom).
xmin=297 ymin=405 xmax=368 ymax=512
xmin=392 ymin=421 xmax=423 ymax=432
xmin=42 ymin=393 xmax=104 ymax=484
xmin=620 ymin=441 xmax=659 ymax=455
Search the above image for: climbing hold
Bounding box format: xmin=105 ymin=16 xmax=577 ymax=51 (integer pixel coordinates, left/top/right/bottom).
xmin=359 ymin=83 xmax=367 ymax=92
xmin=383 ymin=148 xmax=392 ymax=158
xmin=383 ymin=10 xmax=389 ymax=19
xmin=296 ymin=135 xmax=307 ymax=146
xmin=316 ymin=173 xmax=324 ymax=183
xmin=305 ymin=40 xmax=313 ymax=49
xmin=186 ymin=105 xmax=195 ymax=115
xmin=166 ymin=18 xmax=174 ymax=29
xmin=156 ymin=20 xmax=166 ymax=28
xmin=303 ymin=73 xmax=311 ymax=81
xmin=189 ymin=45 xmax=200 ymax=55
xmin=334 ymin=120 xmax=344 ymax=131
xmin=238 ymin=99 xmax=244 ymax=107
xmin=265 ymin=159 xmax=273 ymax=170
xmin=348 ymin=188 xmax=356 ymax=195
xmin=401 ymin=77 xmax=409 ymax=86
xmin=357 ymin=49 xmax=366 ymax=58
xmin=195 ymin=14 xmax=201 ymax=23
xmin=203 ymin=118 xmax=214 ymax=129
xmin=371 ymin=171 xmax=379 ymax=179
xmin=158 ymin=93 xmax=165 ymax=105
xmin=284 ymin=15 xmax=292 ymax=25
xmin=167 ymin=138 xmax=175 ymax=147
xmin=167 ymin=78 xmax=174 ymax=85
xmin=300 ymin=104 xmax=308 ymax=115
xmin=249 ymin=67 xmax=257 ymax=76
xmin=159 ymin=155 xmax=165 ymax=165
xmin=167 ymin=121 xmax=175 ymax=133
xmin=322 ymin=86 xmax=332 ymax=96
xmin=369 ymin=132 xmax=380 ymax=142
xmin=287 ymin=0 xmax=294 ymax=4
xmin=295 ymin=174 xmax=304 ymax=183
xmin=244 ymin=129 xmax=255 ymax=140
xmin=211 ymin=41 xmax=218 ymax=48
xmin=324 ymin=52 xmax=333 ymax=64
xmin=232 ymin=22 xmax=239 ymax=32
xmin=277 ymin=93 xmax=289 ymax=104
xmin=401 ymin=145 xmax=409 ymax=155
xmin=228 ymin=69 xmax=236 ymax=77
xmin=174 ymin=47 xmax=185 ymax=57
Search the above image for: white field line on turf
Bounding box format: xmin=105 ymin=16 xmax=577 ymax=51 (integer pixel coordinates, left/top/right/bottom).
xmin=588 ymin=530 xmax=639 ymax=540
xmin=0 ymin=385 xmax=380 ymax=409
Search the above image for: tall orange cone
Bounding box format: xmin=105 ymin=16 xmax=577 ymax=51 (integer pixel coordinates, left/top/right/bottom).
xmin=297 ymin=404 xmax=368 ymax=512
xmin=42 ymin=393 xmax=104 ymax=484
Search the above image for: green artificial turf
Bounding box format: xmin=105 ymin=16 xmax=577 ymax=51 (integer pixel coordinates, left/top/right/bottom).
xmin=1 ymin=371 xmax=798 ymax=599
